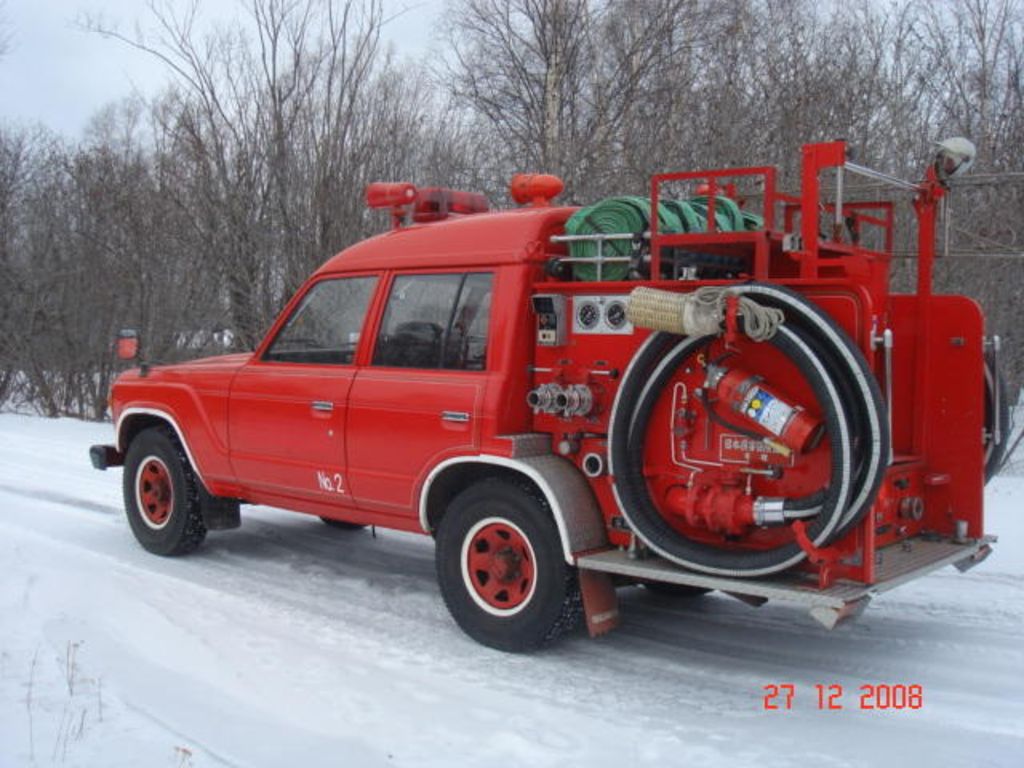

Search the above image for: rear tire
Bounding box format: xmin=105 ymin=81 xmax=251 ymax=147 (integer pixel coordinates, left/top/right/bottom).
xmin=985 ymin=361 xmax=1011 ymax=482
xmin=435 ymin=479 xmax=580 ymax=652
xmin=122 ymin=427 xmax=207 ymax=556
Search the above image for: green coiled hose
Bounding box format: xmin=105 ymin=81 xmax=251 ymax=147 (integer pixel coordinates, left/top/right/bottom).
xmin=565 ymin=196 xmax=682 ymax=281
xmin=565 ymin=194 xmax=764 ymax=281
xmin=688 ymin=195 xmax=765 ymax=232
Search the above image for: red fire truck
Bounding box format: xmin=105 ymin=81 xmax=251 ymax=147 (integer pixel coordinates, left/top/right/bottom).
xmin=91 ymin=139 xmax=1006 ymax=652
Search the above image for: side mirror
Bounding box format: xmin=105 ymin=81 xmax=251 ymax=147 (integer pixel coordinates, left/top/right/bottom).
xmin=117 ymin=329 xmax=140 ymax=361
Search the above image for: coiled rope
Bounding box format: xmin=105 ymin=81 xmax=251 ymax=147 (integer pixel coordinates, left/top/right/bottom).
xmin=626 ymin=286 xmax=786 ymax=342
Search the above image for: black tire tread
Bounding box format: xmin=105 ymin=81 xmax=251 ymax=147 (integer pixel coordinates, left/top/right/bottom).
xmin=435 ymin=477 xmax=581 ymax=652
xmin=985 ymin=362 xmax=1012 ymax=482
xmin=122 ymin=426 xmax=207 ymax=556
xmin=511 ymin=479 xmax=582 ymax=646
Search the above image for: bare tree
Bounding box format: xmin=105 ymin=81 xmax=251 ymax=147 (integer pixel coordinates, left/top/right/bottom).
xmin=0 ymin=125 xmax=30 ymax=404
xmin=919 ymin=0 xmax=1024 ymax=169
xmin=86 ymin=0 xmax=400 ymax=346
xmin=0 ymin=0 xmax=454 ymax=417
xmin=3 ymin=0 xmax=1024 ymax=418
xmin=914 ymin=0 xmax=1024 ymax=388
xmin=443 ymin=0 xmax=718 ymax=199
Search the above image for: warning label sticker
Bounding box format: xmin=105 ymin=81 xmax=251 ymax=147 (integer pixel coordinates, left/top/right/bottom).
xmin=741 ymin=387 xmax=793 ymax=436
xmin=719 ymin=433 xmax=794 ymax=466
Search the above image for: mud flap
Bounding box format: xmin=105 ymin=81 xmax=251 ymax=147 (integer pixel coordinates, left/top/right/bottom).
xmin=200 ymin=489 xmax=241 ymax=530
xmin=808 ymin=595 xmax=871 ymax=630
xmin=954 ymin=543 xmax=993 ymax=572
xmin=579 ymin=570 xmax=620 ymax=637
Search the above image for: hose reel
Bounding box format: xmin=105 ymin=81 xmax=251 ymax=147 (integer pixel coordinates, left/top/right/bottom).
xmin=563 ymin=196 xmax=764 ymax=281
xmin=608 ymin=284 xmax=888 ymax=577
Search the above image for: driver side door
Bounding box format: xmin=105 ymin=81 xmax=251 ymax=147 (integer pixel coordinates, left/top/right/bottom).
xmin=228 ymin=274 xmax=378 ymax=504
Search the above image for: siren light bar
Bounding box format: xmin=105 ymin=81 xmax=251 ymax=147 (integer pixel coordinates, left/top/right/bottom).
xmin=365 ymin=182 xmax=488 ymax=229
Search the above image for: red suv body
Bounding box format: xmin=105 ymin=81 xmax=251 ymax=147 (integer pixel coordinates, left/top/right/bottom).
xmin=92 ymin=143 xmax=1001 ymax=651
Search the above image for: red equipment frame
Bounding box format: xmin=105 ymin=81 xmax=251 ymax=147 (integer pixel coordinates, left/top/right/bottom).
xmin=102 ymin=138 xmax=991 ymax=642
xmin=534 ymin=140 xmax=986 ymax=590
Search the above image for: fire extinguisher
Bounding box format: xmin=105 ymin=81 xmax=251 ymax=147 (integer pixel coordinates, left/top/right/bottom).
xmin=706 ymin=364 xmax=823 ymax=453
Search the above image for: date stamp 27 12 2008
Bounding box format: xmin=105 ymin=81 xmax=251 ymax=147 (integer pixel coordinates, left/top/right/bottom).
xmin=763 ymin=683 xmax=923 ymax=711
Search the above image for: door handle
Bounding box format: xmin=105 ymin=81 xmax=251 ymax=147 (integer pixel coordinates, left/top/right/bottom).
xmin=311 ymin=400 xmax=334 ymax=413
xmin=440 ymin=410 xmax=470 ymax=423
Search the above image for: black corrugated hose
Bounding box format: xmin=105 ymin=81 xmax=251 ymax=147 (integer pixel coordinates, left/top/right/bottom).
xmin=608 ymin=284 xmax=888 ymax=577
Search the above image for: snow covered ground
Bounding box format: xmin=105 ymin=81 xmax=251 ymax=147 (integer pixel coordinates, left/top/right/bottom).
xmin=0 ymin=413 xmax=1021 ymax=768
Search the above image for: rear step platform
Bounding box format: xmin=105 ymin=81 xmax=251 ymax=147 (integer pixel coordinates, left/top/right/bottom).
xmin=576 ymin=535 xmax=995 ymax=629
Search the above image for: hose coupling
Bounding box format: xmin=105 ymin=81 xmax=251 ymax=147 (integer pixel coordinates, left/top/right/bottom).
xmin=527 ymin=383 xmax=594 ymax=418
xmin=752 ymin=497 xmax=788 ymax=526
xmin=562 ymin=384 xmax=594 ymax=418
xmin=527 ymin=383 xmax=563 ymax=414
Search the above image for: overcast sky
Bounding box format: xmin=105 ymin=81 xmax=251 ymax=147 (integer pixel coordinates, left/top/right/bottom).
xmin=0 ymin=0 xmax=441 ymax=137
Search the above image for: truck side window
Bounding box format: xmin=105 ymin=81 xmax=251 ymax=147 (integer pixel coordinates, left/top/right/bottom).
xmin=373 ymin=272 xmax=493 ymax=370
xmin=444 ymin=273 xmax=492 ymax=371
xmin=263 ymin=276 xmax=376 ymax=365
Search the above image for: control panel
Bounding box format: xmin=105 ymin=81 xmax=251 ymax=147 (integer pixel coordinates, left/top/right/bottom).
xmin=531 ymin=294 xmax=567 ymax=346
xmin=572 ymin=295 xmax=633 ymax=335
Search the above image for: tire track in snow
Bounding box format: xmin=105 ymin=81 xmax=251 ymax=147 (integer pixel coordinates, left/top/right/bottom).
xmin=4 ymin=490 xmax=1022 ymax=752
xmin=2 ymin=414 xmax=1023 ymax=767
xmin=0 ymin=482 xmax=121 ymax=516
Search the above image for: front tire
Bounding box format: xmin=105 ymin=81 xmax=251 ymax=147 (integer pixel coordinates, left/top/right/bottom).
xmin=435 ymin=479 xmax=580 ymax=652
xmin=122 ymin=427 xmax=207 ymax=556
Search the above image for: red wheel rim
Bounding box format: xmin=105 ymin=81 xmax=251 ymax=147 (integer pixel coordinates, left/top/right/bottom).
xmin=136 ymin=457 xmax=173 ymax=529
xmin=463 ymin=519 xmax=536 ymax=613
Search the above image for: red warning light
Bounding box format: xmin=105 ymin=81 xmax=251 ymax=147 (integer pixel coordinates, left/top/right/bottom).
xmin=509 ymin=174 xmax=564 ymax=207
xmin=365 ymin=182 xmax=417 ymax=209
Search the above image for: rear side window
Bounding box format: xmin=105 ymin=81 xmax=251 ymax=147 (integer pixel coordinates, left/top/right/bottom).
xmin=264 ymin=276 xmax=376 ymax=364
xmin=445 ymin=273 xmax=492 ymax=370
xmin=373 ymin=272 xmax=493 ymax=370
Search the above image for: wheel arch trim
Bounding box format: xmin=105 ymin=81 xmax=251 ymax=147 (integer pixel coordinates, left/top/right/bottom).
xmin=116 ymin=407 xmax=207 ymax=488
xmin=419 ymin=454 xmax=608 ymax=565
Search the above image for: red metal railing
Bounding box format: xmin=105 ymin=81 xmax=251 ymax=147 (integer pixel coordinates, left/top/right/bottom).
xmin=649 ymin=166 xmax=778 ymax=280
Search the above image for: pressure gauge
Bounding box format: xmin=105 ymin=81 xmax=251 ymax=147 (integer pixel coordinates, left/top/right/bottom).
xmin=577 ymin=300 xmax=600 ymax=330
xmin=605 ymin=300 xmax=627 ymax=330
xmin=572 ymin=295 xmax=634 ymax=335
